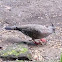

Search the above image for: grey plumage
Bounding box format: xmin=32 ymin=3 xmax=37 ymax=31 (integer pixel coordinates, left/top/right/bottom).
xmin=5 ymin=24 xmax=55 ymax=40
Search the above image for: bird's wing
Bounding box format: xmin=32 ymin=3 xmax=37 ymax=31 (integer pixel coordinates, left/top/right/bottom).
xmin=17 ymin=25 xmax=42 ymax=39
xmin=19 ymin=26 xmax=39 ymax=35
xmin=18 ymin=24 xmax=48 ymax=34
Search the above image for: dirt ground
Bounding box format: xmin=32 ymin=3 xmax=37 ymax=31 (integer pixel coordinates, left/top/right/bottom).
xmin=0 ymin=0 xmax=62 ymax=61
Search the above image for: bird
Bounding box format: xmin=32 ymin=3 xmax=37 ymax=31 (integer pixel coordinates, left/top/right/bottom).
xmin=5 ymin=24 xmax=55 ymax=45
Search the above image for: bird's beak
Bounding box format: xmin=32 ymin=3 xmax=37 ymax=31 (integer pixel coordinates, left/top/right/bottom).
xmin=54 ymin=31 xmax=55 ymax=33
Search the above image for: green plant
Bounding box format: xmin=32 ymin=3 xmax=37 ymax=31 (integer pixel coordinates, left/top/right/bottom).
xmin=60 ymin=54 xmax=62 ymax=62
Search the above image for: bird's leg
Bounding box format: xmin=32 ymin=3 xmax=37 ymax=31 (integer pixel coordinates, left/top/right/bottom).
xmin=31 ymin=38 xmax=36 ymax=43
xmin=32 ymin=39 xmax=40 ymax=45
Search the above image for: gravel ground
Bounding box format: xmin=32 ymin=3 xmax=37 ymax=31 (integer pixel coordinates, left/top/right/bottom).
xmin=0 ymin=0 xmax=62 ymax=61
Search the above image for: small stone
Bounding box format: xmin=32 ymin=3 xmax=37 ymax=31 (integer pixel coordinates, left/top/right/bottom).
xmin=33 ymin=55 xmax=38 ymax=60
xmin=0 ymin=44 xmax=32 ymax=61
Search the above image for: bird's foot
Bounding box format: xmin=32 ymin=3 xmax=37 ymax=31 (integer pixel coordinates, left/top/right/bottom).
xmin=40 ymin=38 xmax=47 ymax=45
xmin=29 ymin=39 xmax=47 ymax=45
xmin=34 ymin=38 xmax=47 ymax=45
xmin=40 ymin=38 xmax=47 ymax=43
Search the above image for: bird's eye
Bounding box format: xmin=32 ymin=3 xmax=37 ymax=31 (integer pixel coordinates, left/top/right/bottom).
xmin=46 ymin=26 xmax=48 ymax=27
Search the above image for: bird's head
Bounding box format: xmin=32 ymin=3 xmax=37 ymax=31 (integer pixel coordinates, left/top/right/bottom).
xmin=51 ymin=24 xmax=55 ymax=33
xmin=48 ymin=23 xmax=55 ymax=33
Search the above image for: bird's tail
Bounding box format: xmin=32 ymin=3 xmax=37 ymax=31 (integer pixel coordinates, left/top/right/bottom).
xmin=5 ymin=26 xmax=17 ymax=30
